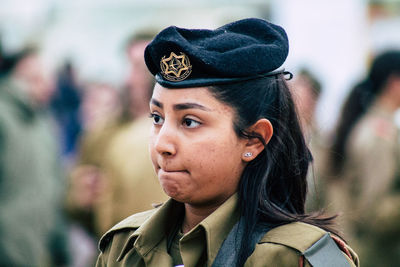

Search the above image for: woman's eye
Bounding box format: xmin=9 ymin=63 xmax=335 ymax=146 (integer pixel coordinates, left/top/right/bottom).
xmin=183 ymin=118 xmax=201 ymax=128
xmin=150 ymin=113 xmax=164 ymax=125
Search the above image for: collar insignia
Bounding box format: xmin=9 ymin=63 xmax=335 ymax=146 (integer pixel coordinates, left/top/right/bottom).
xmin=160 ymin=52 xmax=192 ymax=82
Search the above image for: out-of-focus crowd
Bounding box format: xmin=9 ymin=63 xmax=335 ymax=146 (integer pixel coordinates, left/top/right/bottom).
xmin=290 ymin=53 xmax=400 ymax=267
xmin=0 ymin=28 xmax=400 ymax=267
xmin=0 ymin=30 xmax=167 ymax=267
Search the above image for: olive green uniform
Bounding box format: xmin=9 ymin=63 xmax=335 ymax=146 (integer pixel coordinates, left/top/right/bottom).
xmin=326 ymin=104 xmax=400 ymax=266
xmin=97 ymin=194 xmax=359 ymax=266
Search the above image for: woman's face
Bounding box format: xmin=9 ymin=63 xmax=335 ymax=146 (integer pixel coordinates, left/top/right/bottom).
xmin=149 ymin=84 xmax=248 ymax=207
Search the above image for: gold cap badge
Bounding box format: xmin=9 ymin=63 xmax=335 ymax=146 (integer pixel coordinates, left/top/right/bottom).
xmin=160 ymin=52 xmax=192 ymax=82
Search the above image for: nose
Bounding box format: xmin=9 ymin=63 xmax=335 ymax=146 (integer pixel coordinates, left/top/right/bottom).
xmin=153 ymin=122 xmax=177 ymax=156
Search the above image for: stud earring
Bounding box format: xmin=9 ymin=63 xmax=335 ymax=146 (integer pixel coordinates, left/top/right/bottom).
xmin=244 ymin=152 xmax=253 ymax=157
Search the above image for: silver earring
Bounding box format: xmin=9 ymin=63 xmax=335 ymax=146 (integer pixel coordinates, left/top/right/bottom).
xmin=244 ymin=152 xmax=253 ymax=157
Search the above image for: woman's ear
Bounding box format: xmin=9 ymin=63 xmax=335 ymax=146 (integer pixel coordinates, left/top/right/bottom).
xmin=242 ymin=118 xmax=273 ymax=162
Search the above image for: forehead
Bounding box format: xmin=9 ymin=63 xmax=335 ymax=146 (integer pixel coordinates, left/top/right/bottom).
xmin=151 ymin=83 xmax=233 ymax=113
xmin=152 ymin=84 xmax=210 ymax=103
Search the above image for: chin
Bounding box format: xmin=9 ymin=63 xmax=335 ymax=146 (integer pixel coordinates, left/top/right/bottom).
xmin=162 ymin=187 xmax=194 ymax=204
xmin=160 ymin=181 xmax=183 ymax=199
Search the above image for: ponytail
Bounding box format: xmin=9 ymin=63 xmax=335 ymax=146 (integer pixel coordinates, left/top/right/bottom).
xmin=330 ymin=80 xmax=375 ymax=175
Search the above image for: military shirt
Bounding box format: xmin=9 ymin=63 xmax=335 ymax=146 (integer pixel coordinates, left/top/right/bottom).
xmin=97 ymin=194 xmax=359 ymax=267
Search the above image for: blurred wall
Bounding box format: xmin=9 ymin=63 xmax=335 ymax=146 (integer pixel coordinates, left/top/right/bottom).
xmin=272 ymin=0 xmax=369 ymax=133
xmin=1 ymin=0 xmax=270 ymax=86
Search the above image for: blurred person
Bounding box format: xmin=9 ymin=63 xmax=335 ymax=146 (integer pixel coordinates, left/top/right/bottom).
xmin=66 ymin=82 xmax=120 ymax=238
xmin=51 ymin=60 xmax=83 ymax=162
xmin=77 ymin=82 xmax=123 ymax=172
xmin=290 ymin=68 xmax=322 ymax=140
xmin=67 ymin=29 xmax=168 ymax=244
xmin=125 ymin=31 xmax=156 ymax=120
xmin=65 ymin=82 xmax=122 ymax=267
xmin=92 ymin=29 xmax=168 ymax=236
xmin=327 ymin=50 xmax=400 ymax=266
xmin=80 ymin=82 xmax=121 ymax=131
xmin=0 ymin=46 xmax=70 ymax=266
xmin=289 ymin=69 xmax=327 ymax=211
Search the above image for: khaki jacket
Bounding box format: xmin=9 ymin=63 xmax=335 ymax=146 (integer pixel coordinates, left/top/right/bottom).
xmin=96 ymin=195 xmax=359 ymax=267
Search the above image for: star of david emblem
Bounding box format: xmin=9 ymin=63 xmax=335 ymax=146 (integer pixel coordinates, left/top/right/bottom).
xmin=160 ymin=52 xmax=192 ymax=82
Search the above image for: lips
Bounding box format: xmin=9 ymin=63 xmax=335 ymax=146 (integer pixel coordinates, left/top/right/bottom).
xmin=157 ymin=164 xmax=189 ymax=175
xmin=158 ymin=169 xmax=189 ymax=181
xmin=159 ymin=168 xmax=188 ymax=174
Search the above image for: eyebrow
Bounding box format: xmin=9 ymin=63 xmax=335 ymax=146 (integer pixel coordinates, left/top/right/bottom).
xmin=150 ymin=98 xmax=211 ymax=111
xmin=150 ymin=98 xmax=163 ymax=108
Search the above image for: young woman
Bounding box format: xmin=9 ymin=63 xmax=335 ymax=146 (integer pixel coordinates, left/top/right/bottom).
xmin=97 ymin=18 xmax=359 ymax=267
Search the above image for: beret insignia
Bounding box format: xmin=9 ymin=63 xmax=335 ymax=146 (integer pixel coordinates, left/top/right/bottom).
xmin=160 ymin=52 xmax=192 ymax=82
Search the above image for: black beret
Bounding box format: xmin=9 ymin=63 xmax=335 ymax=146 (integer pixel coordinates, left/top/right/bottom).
xmin=144 ymin=18 xmax=289 ymax=88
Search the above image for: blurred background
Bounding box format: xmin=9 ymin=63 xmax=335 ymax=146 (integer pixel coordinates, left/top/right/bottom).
xmin=1 ymin=0 xmax=400 ymax=266
xmin=2 ymin=0 xmax=400 ymax=130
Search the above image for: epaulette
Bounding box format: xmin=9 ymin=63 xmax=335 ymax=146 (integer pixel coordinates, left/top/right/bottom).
xmin=260 ymin=222 xmax=356 ymax=267
xmin=99 ymin=208 xmax=158 ymax=252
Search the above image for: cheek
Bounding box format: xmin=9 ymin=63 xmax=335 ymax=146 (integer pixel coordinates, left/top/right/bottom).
xmin=189 ymin=136 xmax=243 ymax=182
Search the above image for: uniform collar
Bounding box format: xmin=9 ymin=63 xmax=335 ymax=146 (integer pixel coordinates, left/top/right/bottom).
xmin=131 ymin=198 xmax=183 ymax=257
xmin=195 ymin=193 xmax=239 ymax=264
xmin=124 ymin=194 xmax=239 ymax=266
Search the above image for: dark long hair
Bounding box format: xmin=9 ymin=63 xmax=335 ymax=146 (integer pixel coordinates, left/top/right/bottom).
xmin=330 ymin=50 xmax=400 ymax=175
xmin=210 ymin=74 xmax=337 ymax=266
